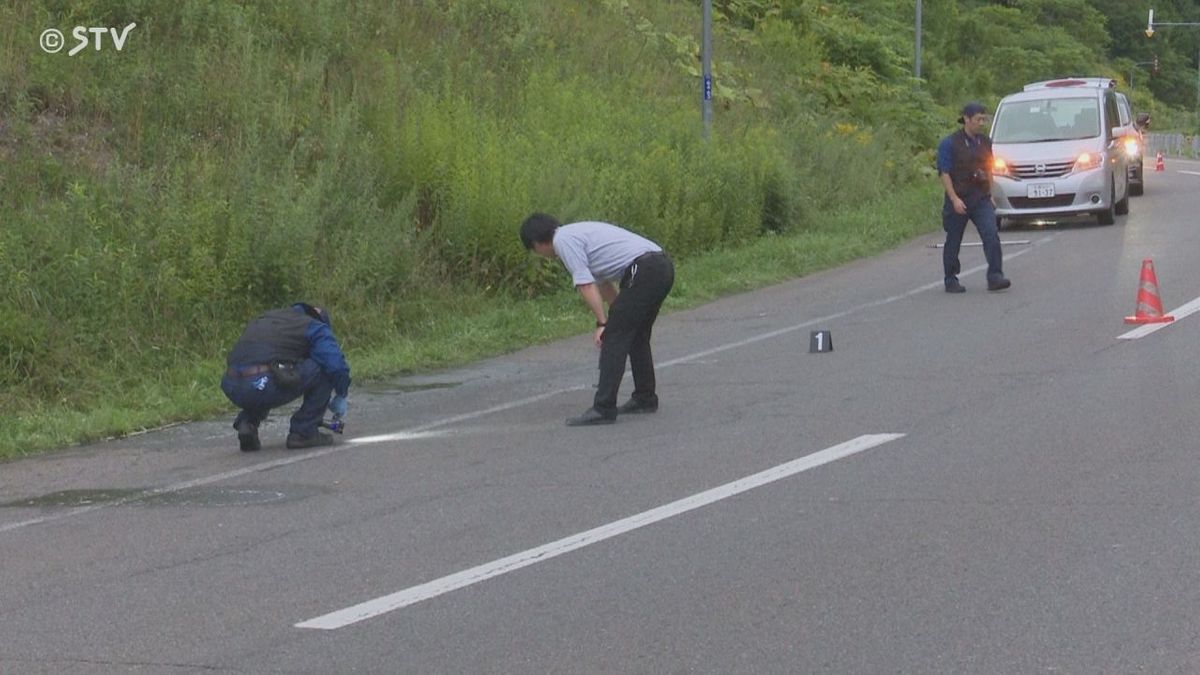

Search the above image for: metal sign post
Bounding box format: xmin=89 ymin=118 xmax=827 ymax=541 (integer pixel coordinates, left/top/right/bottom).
xmin=1145 ymin=8 xmax=1200 ymax=119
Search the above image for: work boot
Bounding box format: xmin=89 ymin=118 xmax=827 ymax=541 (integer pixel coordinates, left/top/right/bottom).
xmin=617 ymin=398 xmax=658 ymax=414
xmin=235 ymin=420 xmax=260 ymax=452
xmin=285 ymin=432 xmax=334 ymax=449
xmin=565 ymin=407 xmax=617 ymax=427
xmin=945 ymin=279 xmax=966 ymax=294
xmin=987 ymin=277 xmax=1012 ymax=291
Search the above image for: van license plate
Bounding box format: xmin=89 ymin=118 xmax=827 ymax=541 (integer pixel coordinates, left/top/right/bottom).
xmin=1027 ymin=183 xmax=1055 ymax=199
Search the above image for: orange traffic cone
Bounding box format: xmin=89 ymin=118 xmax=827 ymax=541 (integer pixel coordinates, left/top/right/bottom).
xmin=1124 ymin=259 xmax=1175 ymax=324
xmin=1155 ymin=151 xmax=1165 ymax=172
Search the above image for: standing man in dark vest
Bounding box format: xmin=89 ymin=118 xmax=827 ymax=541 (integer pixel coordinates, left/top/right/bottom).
xmin=520 ymin=213 xmax=674 ymax=426
xmin=937 ymin=102 xmax=1011 ymax=293
xmin=220 ymin=303 xmax=350 ymax=451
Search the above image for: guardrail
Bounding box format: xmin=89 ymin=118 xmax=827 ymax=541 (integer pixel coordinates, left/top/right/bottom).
xmin=1145 ymin=132 xmax=1200 ymax=158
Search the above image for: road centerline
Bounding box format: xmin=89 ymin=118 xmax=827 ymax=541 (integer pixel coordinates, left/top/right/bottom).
xmin=295 ymin=432 xmax=906 ymax=630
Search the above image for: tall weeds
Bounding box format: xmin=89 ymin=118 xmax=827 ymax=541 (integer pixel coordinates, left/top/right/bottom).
xmin=2 ymin=0 xmax=936 ymax=444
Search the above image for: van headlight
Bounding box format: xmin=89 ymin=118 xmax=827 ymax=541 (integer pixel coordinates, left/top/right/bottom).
xmin=1073 ymin=152 xmax=1101 ymax=173
xmin=992 ymin=157 xmax=1012 ymax=177
xmin=1123 ymin=138 xmax=1140 ymax=157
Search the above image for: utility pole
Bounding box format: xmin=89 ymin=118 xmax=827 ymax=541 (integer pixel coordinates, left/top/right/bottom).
xmin=702 ymin=0 xmax=713 ymax=138
xmin=915 ymin=0 xmax=923 ymax=79
xmin=1130 ymin=59 xmax=1156 ymax=90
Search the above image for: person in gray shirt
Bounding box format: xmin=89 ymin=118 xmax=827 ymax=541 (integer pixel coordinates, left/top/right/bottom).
xmin=520 ymin=213 xmax=675 ymax=426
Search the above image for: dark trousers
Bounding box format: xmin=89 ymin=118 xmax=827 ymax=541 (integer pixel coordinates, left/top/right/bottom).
xmin=220 ymin=359 xmax=332 ymax=437
xmin=942 ymin=195 xmax=1004 ymax=283
xmin=594 ymin=252 xmax=675 ymax=414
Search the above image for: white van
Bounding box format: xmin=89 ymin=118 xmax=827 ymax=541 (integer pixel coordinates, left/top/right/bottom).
xmin=990 ymin=78 xmax=1134 ymax=226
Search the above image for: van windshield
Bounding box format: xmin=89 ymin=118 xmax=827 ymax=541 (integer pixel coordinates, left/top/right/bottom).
xmin=992 ymin=97 xmax=1100 ymax=143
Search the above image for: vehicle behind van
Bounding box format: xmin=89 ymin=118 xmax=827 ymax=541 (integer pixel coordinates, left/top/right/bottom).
xmin=1116 ymin=92 xmax=1145 ymax=196
xmin=990 ymin=78 xmax=1134 ymax=226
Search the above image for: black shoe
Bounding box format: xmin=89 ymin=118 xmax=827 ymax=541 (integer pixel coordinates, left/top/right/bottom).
xmin=617 ymin=398 xmax=658 ymax=414
xmin=987 ymin=277 xmax=1012 ymax=291
xmin=235 ymin=420 xmax=260 ymax=452
xmin=945 ymin=280 xmax=966 ymax=294
xmin=285 ymin=432 xmax=334 ymax=449
xmin=565 ymin=407 xmax=617 ymax=427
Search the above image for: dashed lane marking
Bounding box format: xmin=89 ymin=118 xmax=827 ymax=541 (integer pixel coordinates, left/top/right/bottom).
xmin=295 ymin=433 xmax=906 ymax=630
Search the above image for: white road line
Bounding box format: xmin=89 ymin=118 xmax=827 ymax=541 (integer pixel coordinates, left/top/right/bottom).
xmin=0 ymin=504 xmax=111 ymax=534
xmin=661 ymin=242 xmax=1042 ymax=368
xmin=1117 ymin=295 xmax=1200 ymax=339
xmin=350 ymin=387 xmax=587 ymax=444
xmin=349 ymin=430 xmax=450 ymax=444
xmin=295 ymin=432 xmax=905 ymax=630
xmin=2 ymin=238 xmax=1045 ymax=534
xmin=1178 ymin=170 xmax=1200 ymax=176
xmin=929 ymin=240 xmax=1031 ymax=248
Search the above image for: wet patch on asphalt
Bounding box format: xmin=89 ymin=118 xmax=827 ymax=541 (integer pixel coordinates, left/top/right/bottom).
xmin=2 ymin=485 xmax=330 ymax=508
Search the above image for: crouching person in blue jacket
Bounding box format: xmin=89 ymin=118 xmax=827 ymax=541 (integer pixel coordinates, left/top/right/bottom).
xmin=220 ymin=303 xmax=351 ymax=451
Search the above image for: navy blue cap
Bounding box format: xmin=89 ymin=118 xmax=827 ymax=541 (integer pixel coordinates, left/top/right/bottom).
xmin=958 ymin=102 xmax=987 ymax=124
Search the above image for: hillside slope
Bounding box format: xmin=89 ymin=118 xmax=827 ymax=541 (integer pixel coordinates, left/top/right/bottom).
xmin=0 ymin=0 xmax=1183 ymax=455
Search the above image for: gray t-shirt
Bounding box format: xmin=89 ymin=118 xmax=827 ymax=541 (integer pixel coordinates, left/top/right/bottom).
xmin=552 ymin=221 xmax=662 ymax=286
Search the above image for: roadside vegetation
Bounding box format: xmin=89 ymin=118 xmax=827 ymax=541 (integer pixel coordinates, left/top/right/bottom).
xmin=0 ymin=0 xmax=1193 ymax=459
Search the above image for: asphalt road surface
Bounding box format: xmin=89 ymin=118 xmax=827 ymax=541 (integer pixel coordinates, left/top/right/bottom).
xmin=4 ymin=161 xmax=1200 ymax=673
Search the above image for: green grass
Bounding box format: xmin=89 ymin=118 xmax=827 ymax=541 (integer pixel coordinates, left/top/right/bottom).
xmin=2 ymin=0 xmax=947 ymax=461
xmin=1 ymin=181 xmax=940 ymax=460
xmin=12 ymin=0 xmax=1162 ymax=460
